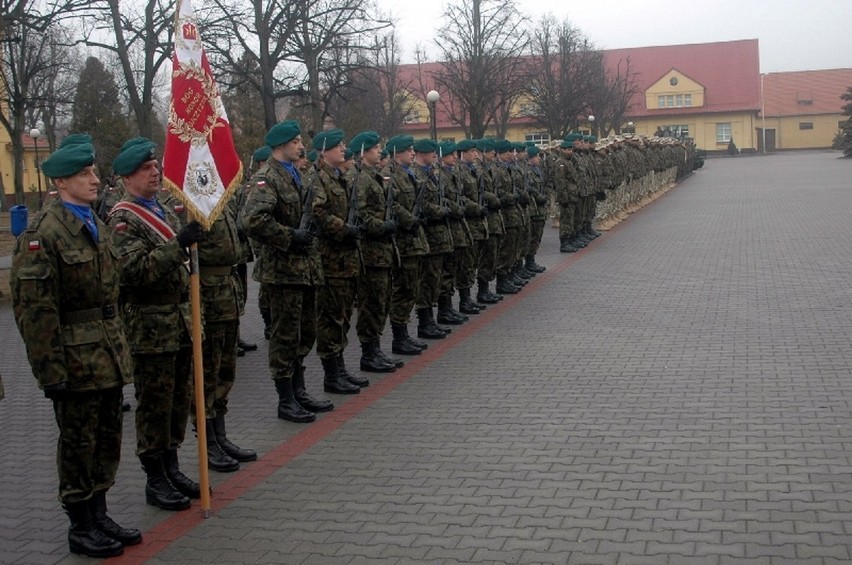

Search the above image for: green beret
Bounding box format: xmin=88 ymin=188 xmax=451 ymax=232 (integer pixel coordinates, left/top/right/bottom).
xmin=513 ymin=142 xmax=526 ymax=153
xmin=495 ymin=139 xmax=514 ymax=154
xmin=380 ymin=149 xmax=388 ymax=159
xmin=524 ymin=141 xmax=536 ymax=148
xmin=413 ymin=138 xmax=438 ymax=153
xmin=559 ymin=139 xmax=575 ymax=149
xmin=344 ymin=148 xmax=354 ymax=160
xmin=59 ymin=133 xmax=93 ymax=149
xmin=265 ymin=120 xmax=301 ymax=148
xmin=253 ymin=146 xmax=272 ymax=163
xmin=349 ymin=131 xmax=381 ymax=154
xmin=476 ymin=139 xmax=495 ymax=152
xmin=307 ymin=150 xmax=317 ymax=163
xmin=385 ymin=135 xmax=414 ymax=154
xmin=563 ymin=132 xmax=583 ymax=144
xmin=586 ymin=135 xmax=597 ymax=143
xmin=438 ymin=141 xmax=457 ymax=157
xmin=455 ymin=139 xmax=477 ymax=152
xmin=41 ymin=143 xmax=96 ymax=179
xmin=526 ymin=146 xmax=540 ymax=158
xmin=113 ymin=137 xmax=157 ymax=176
xmin=313 ymin=128 xmax=345 ymax=152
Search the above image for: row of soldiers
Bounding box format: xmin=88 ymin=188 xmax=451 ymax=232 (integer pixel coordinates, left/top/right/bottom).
xmin=8 ymin=120 xmax=698 ymax=558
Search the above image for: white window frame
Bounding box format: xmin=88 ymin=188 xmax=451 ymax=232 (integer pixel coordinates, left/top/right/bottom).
xmin=716 ymin=123 xmax=732 ymax=143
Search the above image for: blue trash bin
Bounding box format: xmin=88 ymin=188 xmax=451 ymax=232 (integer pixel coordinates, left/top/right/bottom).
xmin=10 ymin=205 xmax=28 ymax=237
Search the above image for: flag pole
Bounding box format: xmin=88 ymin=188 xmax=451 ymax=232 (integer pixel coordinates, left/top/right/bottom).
xmin=188 ymin=221 xmax=212 ymax=516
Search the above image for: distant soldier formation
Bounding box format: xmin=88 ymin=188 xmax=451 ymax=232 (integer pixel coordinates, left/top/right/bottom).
xmin=9 ymin=124 xmax=699 ymax=557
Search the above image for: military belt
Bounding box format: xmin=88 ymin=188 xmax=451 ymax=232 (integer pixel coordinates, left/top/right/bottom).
xmin=61 ymin=303 xmax=117 ymax=324
xmin=124 ymin=291 xmax=190 ymax=305
xmin=199 ymin=265 xmax=234 ymax=276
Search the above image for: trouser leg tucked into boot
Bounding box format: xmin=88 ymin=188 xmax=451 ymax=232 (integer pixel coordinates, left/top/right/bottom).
xmin=374 ymin=340 xmax=404 ymax=368
xmin=323 ymin=356 xmax=361 ymax=393
xmin=205 ymin=419 xmax=240 ymax=473
xmin=293 ymin=362 xmax=334 ymax=412
xmin=392 ymin=322 xmax=423 ymax=355
xmin=559 ymin=235 xmax=577 ymax=253
xmin=477 ymin=279 xmax=500 ymax=304
xmin=66 ymin=500 xmax=124 ymax=557
xmin=337 ymin=354 xmax=369 ymax=387
xmin=417 ymin=307 xmax=448 ymax=339
xmin=359 ymin=341 xmax=396 ymax=373
xmin=525 ymin=255 xmax=546 ymax=273
xmin=496 ymin=274 xmax=519 ymax=295
xmin=458 ymin=288 xmax=482 ymax=314
xmin=90 ymin=490 xmax=142 ymax=547
xmin=437 ymin=295 xmax=465 ymax=325
xmin=140 ymin=455 xmax=191 ymax=511
xmin=162 ymin=449 xmax=201 ymax=499
xmin=213 ymin=414 xmax=257 ymax=462
xmin=274 ymin=378 xmax=317 ymax=422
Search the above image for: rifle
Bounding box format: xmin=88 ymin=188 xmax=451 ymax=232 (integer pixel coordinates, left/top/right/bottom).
xmin=383 ymin=174 xmax=401 ymax=267
xmin=410 ymin=173 xmax=427 ymax=224
xmin=298 ymin=181 xmax=317 ymax=235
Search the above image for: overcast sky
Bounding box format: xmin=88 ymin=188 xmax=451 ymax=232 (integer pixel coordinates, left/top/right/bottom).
xmin=379 ymin=0 xmax=852 ymax=74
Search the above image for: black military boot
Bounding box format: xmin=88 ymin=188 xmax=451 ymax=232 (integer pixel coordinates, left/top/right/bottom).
xmin=293 ymin=362 xmax=334 ymax=412
xmin=322 ymin=357 xmax=361 ymax=393
xmin=586 ymin=222 xmax=601 ymax=239
xmin=162 ymin=449 xmax=201 ymax=499
xmin=337 ymin=354 xmax=369 ymax=387
xmin=213 ymin=414 xmax=257 ymax=462
xmin=446 ymin=294 xmax=470 ymax=321
xmin=360 ymin=341 xmax=397 ymax=373
xmin=90 ymin=490 xmax=142 ymax=547
xmin=66 ymin=500 xmax=124 ymax=557
xmin=525 ymin=255 xmax=546 ymax=273
xmin=274 ymin=378 xmax=317 ymax=422
xmin=140 ymin=455 xmax=191 ymax=511
xmin=437 ymin=295 xmax=465 ymax=325
xmin=205 ymin=419 xmax=240 ymax=473
xmin=374 ymin=341 xmax=404 ymax=368
xmin=392 ymin=323 xmax=423 ymax=355
xmin=496 ymin=274 xmax=519 ymax=295
xmin=457 ymin=288 xmax=482 ymax=315
xmin=417 ymin=307 xmax=448 ymax=339
xmin=477 ymin=279 xmax=500 ymax=304
xmin=237 ymin=337 xmax=258 ymax=351
xmin=559 ymin=235 xmax=577 ymax=253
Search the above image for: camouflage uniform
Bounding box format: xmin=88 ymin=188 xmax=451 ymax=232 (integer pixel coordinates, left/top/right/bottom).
xmin=12 ymin=203 xmax=133 ymax=504
xmin=493 ymin=158 xmax=524 ymax=284
xmin=474 ymin=159 xmax=504 ymax=296
xmin=437 ymin=163 xmax=470 ymax=312
xmin=240 ymin=158 xmax=324 ymax=382
xmin=455 ymin=160 xmax=488 ymax=295
xmin=526 ymin=161 xmax=549 ymax=263
xmin=108 ymin=193 xmax=193 ymax=458
xmin=414 ymin=164 xmax=453 ymax=309
xmin=554 ymin=151 xmax=580 ymax=248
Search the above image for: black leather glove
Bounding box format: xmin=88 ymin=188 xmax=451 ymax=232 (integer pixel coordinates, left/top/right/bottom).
xmin=410 ymin=217 xmax=422 ymax=231
xmin=342 ymin=224 xmax=361 ymax=241
xmin=291 ymin=228 xmax=314 ymax=248
xmin=43 ymin=382 xmax=69 ymax=400
xmin=382 ymin=219 xmax=397 ymax=236
xmin=480 ymin=206 xmax=489 ymax=218
xmin=176 ymin=221 xmax=204 ymax=247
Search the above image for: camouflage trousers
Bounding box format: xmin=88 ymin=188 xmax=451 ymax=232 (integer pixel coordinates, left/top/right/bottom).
xmin=558 ymin=202 xmax=576 ymax=238
xmin=268 ymin=284 xmax=317 ymax=381
xmin=417 ymin=253 xmax=445 ymax=308
xmin=528 ymin=218 xmax=546 ymax=258
xmin=134 ymin=349 xmax=192 ymax=457
xmin=440 ymin=248 xmax=461 ymax=298
xmin=518 ymin=216 xmax=532 ymax=259
xmin=258 ymin=283 xmax=272 ymax=337
xmin=477 ymin=234 xmax=500 ymax=282
xmin=53 ymin=387 xmax=123 ymax=504
xmin=497 ymin=226 xmax=521 ymax=275
xmin=194 ymin=319 xmax=238 ymax=421
xmin=235 ymin=263 xmax=248 ymax=316
xmin=456 ymin=239 xmax=483 ymax=290
xmin=317 ymin=276 xmax=357 ymax=359
xmin=356 ymin=266 xmax=391 ymax=342
xmin=389 ymin=256 xmax=421 ymax=326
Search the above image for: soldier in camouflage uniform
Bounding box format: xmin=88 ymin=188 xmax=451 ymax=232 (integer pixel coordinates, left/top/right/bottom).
xmin=107 ymin=137 xmax=205 ymax=512
xmin=309 ymin=129 xmax=365 ymax=390
xmin=240 ymin=121 xmax=328 ymax=424
xmin=454 ymin=139 xmax=489 ymax=313
xmin=524 ymin=145 xmax=548 ymax=273
xmin=436 ymin=141 xmax=470 ymax=324
xmin=493 ymin=140 xmax=526 ymax=294
xmin=349 ymin=131 xmax=403 ymax=372
xmin=474 ymin=139 xmax=505 ymax=303
xmin=412 ymin=139 xmax=455 ymax=338
xmin=384 ymin=135 xmax=432 ymax=352
xmin=555 ymin=134 xmax=582 ymax=253
xmin=195 ymin=199 xmax=257 ymax=473
xmin=12 ymin=141 xmax=140 ymax=557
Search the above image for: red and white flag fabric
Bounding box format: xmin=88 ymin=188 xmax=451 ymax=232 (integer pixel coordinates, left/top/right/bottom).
xmin=162 ymin=0 xmax=242 ymax=229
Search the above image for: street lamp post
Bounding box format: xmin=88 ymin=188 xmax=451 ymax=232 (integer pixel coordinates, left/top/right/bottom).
xmin=588 ymin=115 xmax=595 ymax=138
xmin=426 ymin=90 xmax=440 ymax=141
xmin=627 ymin=121 xmax=634 ymax=134
xmin=29 ymin=126 xmax=43 ymax=206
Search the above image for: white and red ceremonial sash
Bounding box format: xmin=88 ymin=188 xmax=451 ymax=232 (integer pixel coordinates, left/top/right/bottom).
xmin=108 ymin=201 xmax=177 ymax=243
xmin=161 ymin=0 xmax=242 ymax=229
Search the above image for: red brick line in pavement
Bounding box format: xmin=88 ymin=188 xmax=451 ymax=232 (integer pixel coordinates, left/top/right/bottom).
xmin=107 ymin=185 xmax=685 ymax=563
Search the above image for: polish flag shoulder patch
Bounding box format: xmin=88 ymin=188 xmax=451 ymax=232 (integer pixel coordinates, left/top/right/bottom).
xmin=28 ymin=240 xmax=41 ymax=250
xmin=174 ymin=205 xmax=185 ymax=214
xmin=114 ymin=222 xmax=128 ymax=232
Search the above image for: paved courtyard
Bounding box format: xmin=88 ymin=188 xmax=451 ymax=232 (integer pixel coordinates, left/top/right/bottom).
xmin=2 ymin=150 xmax=852 ymax=564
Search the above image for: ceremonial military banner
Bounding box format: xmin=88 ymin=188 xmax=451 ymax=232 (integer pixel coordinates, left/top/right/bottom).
xmin=162 ymin=0 xmax=242 ymax=229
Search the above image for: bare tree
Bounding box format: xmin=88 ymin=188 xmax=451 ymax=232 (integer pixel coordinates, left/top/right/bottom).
xmin=586 ymin=55 xmax=639 ymax=137
xmin=82 ymin=0 xmax=175 ymax=138
xmin=526 ymin=16 xmax=600 ymax=140
xmin=432 ymin=0 xmax=530 ymax=139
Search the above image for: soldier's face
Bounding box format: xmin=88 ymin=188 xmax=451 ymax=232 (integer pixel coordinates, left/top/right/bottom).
xmin=280 ymin=136 xmax=304 ymax=163
xmin=395 ymin=147 xmax=415 ymax=166
xmin=442 ymin=154 xmax=457 ymax=167
xmin=362 ymin=145 xmax=382 ymax=167
xmin=56 ymin=165 xmax=100 ymax=206
xmin=462 ymin=148 xmax=478 ymax=162
xmin=124 ymin=160 xmax=161 ymax=199
xmin=323 ymin=143 xmax=346 ymax=167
